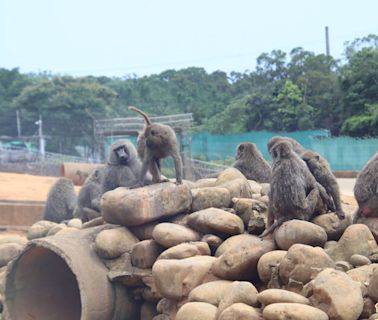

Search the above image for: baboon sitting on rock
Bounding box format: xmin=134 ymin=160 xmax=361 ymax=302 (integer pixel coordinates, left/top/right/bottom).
xmin=260 ymin=141 xmax=321 ymax=237
xmin=43 ymin=177 xmax=77 ymax=223
xmin=354 ymin=152 xmax=378 ymax=220
xmin=233 ymin=142 xmax=271 ymax=183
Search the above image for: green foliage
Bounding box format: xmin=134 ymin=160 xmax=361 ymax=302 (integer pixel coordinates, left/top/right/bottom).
xmin=0 ymin=34 xmax=377 ymax=156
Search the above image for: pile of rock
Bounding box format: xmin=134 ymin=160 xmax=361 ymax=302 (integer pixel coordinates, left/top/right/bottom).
xmin=6 ymin=167 xmax=378 ymax=320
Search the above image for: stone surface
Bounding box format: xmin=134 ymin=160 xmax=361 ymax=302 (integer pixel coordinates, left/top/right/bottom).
xmin=131 ymin=240 xmax=164 ymax=268
xmin=27 ymin=220 xmax=57 ymax=240
xmin=216 ymin=281 xmax=259 ymax=316
xmin=191 ymin=187 xmax=231 ymax=211
xmin=279 ymin=244 xmax=335 ymax=285
xmin=191 ymin=178 xmax=217 ymax=189
xmin=46 ymin=223 xmax=67 ymax=236
xmin=152 ymin=256 xmax=217 ymax=300
xmin=201 ymin=234 xmax=223 ymax=254
xmin=312 ymin=212 xmax=352 ymax=240
xmin=274 ymin=220 xmax=327 ymax=250
xmin=368 ymin=266 xmax=378 ymax=301
xmin=140 ymin=302 xmax=158 ymax=320
xmin=326 ymin=224 xmax=378 ymax=262
xmin=335 ymin=260 xmax=353 ymax=272
xmin=215 ymin=234 xmax=261 ymax=257
xmin=263 ymin=303 xmax=329 ymax=320
xmin=357 ymin=217 xmax=378 ymax=243
xmin=347 ymin=264 xmax=378 ymax=296
xmin=187 ymin=208 xmax=244 ymax=236
xmin=212 ymin=238 xmax=275 ymax=280
xmin=260 ymin=183 xmax=270 ymax=196
xmin=130 ymin=221 xmax=159 ymax=241
xmin=217 ymin=178 xmax=253 ymax=199
xmin=218 ymin=303 xmax=262 ymax=320
xmin=0 ymin=234 xmax=27 ymax=246
xmin=215 ymin=168 xmax=246 ymax=185
xmin=0 ymin=243 xmax=23 ymax=267
xmin=257 ymin=289 xmax=310 ymax=306
xmin=152 ymin=223 xmax=201 ymax=248
xmin=67 ymin=218 xmax=82 ymax=229
xmin=95 ymin=226 xmax=139 ymax=259
xmin=175 ymin=302 xmax=217 ymax=320
xmin=309 ymin=268 xmax=363 ymax=320
xmin=257 ymin=250 xmax=287 ymax=283
xmin=247 ymin=180 xmax=263 ymax=194
xmin=158 ymin=242 xmax=210 ymax=260
xmin=188 ymin=280 xmax=233 ymax=306
xmin=350 ymin=254 xmax=371 ymax=267
xmin=101 ymin=183 xmax=192 ymax=226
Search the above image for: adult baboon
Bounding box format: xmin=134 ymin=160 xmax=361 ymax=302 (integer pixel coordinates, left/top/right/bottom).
xmin=301 ymin=150 xmax=345 ymax=219
xmin=267 ymin=136 xmax=306 ymax=155
xmin=260 ymin=141 xmax=320 ymax=237
xmin=354 ymin=152 xmax=378 ymax=220
xmin=129 ymin=106 xmax=183 ymax=186
xmin=233 ymin=142 xmax=272 ymax=183
xmin=73 ymin=168 xmax=104 ymax=222
xmin=43 ymin=177 xmax=77 ymax=223
xmin=102 ymin=139 xmax=148 ymax=193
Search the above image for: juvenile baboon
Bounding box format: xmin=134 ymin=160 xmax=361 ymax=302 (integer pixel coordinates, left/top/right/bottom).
xmin=233 ymin=142 xmax=272 ymax=183
xmin=102 ymin=139 xmax=148 ymax=193
xmin=267 ymin=136 xmax=306 ymax=155
xmin=73 ymin=168 xmax=104 ymax=222
xmin=43 ymin=177 xmax=77 ymax=223
xmin=129 ymin=106 xmax=183 ymax=186
xmin=301 ymin=150 xmax=345 ymax=219
xmin=354 ymin=152 xmax=378 ymax=220
xmin=260 ymin=141 xmax=320 ymax=237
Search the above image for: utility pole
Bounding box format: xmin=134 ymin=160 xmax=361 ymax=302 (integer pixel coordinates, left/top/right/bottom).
xmin=35 ymin=115 xmax=45 ymax=159
xmin=325 ymin=26 xmax=330 ymax=56
xmin=16 ymin=110 xmax=21 ymax=137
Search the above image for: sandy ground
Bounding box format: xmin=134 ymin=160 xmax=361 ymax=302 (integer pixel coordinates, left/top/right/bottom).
xmin=0 ymin=172 xmax=80 ymax=202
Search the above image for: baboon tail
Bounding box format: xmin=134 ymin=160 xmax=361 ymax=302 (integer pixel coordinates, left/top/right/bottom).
xmin=259 ymin=217 xmax=286 ymax=238
xmin=128 ymin=106 xmax=152 ymax=125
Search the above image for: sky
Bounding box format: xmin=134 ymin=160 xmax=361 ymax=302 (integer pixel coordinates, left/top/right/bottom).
xmin=1 ymin=0 xmax=377 ymax=78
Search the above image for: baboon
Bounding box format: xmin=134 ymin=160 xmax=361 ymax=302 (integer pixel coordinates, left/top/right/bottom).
xmin=43 ymin=177 xmax=77 ymax=223
xmin=260 ymin=141 xmax=320 ymax=237
xmin=267 ymin=136 xmax=306 ymax=155
xmin=301 ymin=150 xmax=345 ymax=219
xmin=102 ymin=139 xmax=149 ymax=193
xmin=354 ymin=152 xmax=378 ymax=220
xmin=233 ymin=142 xmax=272 ymax=183
xmin=73 ymin=168 xmax=104 ymax=222
xmin=129 ymin=106 xmax=183 ymax=186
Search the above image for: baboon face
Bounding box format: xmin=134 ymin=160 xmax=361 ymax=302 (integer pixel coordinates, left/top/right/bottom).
xmin=114 ymin=145 xmax=130 ymax=165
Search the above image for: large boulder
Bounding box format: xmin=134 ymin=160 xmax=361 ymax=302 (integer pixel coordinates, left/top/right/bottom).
xmin=191 ymin=187 xmax=231 ymax=211
xmin=27 ymin=220 xmax=57 ymax=240
xmin=263 ymin=303 xmax=329 ymax=320
xmin=187 ymin=208 xmax=244 ymax=237
xmin=325 ymin=224 xmax=378 ymax=262
xmin=357 ymin=217 xmax=378 ymax=243
xmin=0 ymin=243 xmax=23 ymax=267
xmin=131 ymin=240 xmax=164 ymax=268
xmin=152 ymin=256 xmax=217 ymax=300
xmin=218 ymin=303 xmax=262 ymax=320
xmin=175 ymin=302 xmax=217 ymax=320
xmin=158 ymin=242 xmax=210 ymax=260
xmin=257 ymin=250 xmax=287 ymax=283
xmin=95 ymin=227 xmax=139 ymax=259
xmin=279 ymin=244 xmax=335 ymax=286
xmin=0 ymin=234 xmax=27 ymax=247
xmin=309 ymin=268 xmax=363 ymax=320
xmin=188 ymin=280 xmax=233 ymax=305
xmin=152 ymin=223 xmax=201 ymax=248
xmin=212 ymin=238 xmax=275 ymax=280
xmin=368 ymin=267 xmax=378 ymax=301
xmin=258 ymin=289 xmax=310 ymax=306
xmin=274 ymin=220 xmax=328 ymax=250
xmin=215 ymin=234 xmax=261 ymax=257
xmin=101 ymin=183 xmax=192 ymax=226
xmin=312 ymin=212 xmax=353 ymax=241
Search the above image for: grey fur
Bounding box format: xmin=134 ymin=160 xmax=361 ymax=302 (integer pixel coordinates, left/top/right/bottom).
xmin=301 ymin=150 xmax=345 ymax=219
xmin=73 ymin=167 xmax=104 ymax=222
xmin=260 ymin=141 xmax=320 ymax=237
xmin=102 ymin=139 xmax=146 ymax=193
xmin=233 ymin=142 xmax=272 ymax=183
xmin=129 ymin=106 xmax=183 ymax=185
xmin=267 ymin=136 xmax=306 ymax=155
xmin=43 ymin=177 xmax=77 ymax=223
xmin=354 ymin=152 xmax=378 ymax=219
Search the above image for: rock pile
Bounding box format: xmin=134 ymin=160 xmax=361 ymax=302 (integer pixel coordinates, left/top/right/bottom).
xmin=3 ymin=167 xmax=378 ymax=320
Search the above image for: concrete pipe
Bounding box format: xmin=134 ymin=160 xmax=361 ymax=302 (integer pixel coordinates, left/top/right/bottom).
xmin=60 ymin=162 xmax=104 ymax=186
xmin=4 ymin=225 xmax=139 ymax=320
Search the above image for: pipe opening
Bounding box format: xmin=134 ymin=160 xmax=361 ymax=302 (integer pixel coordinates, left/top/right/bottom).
xmin=6 ymin=245 xmax=82 ymax=320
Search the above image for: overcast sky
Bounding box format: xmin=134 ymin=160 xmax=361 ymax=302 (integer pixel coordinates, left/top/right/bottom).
xmin=1 ymin=0 xmax=377 ymax=77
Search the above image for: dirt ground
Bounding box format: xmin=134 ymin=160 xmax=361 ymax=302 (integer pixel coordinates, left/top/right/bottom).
xmin=0 ymin=172 xmax=80 ymax=202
